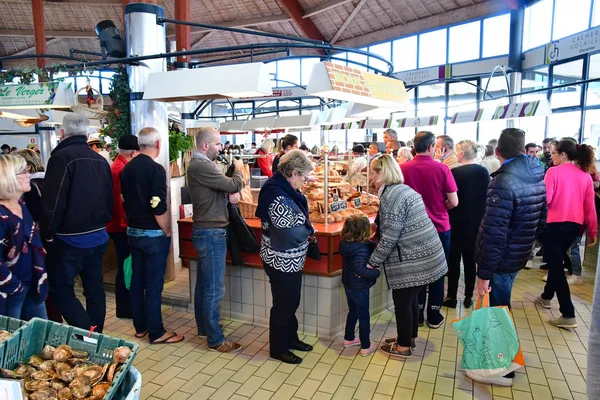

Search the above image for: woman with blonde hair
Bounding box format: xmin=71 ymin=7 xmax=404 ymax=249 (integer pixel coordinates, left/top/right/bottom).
xmin=15 ymin=149 xmax=45 ymax=222
xmin=0 ymin=155 xmax=48 ymax=319
xmin=253 ymin=139 xmax=275 ymax=177
xmin=443 ymin=140 xmax=490 ymax=309
xmin=368 ymin=154 xmax=447 ymax=358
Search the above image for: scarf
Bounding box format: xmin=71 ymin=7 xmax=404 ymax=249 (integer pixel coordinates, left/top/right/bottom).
xmin=255 ymin=172 xmax=313 ymax=235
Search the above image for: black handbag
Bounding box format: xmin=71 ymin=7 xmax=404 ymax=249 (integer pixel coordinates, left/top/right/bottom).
xmin=306 ymin=236 xmax=321 ymax=260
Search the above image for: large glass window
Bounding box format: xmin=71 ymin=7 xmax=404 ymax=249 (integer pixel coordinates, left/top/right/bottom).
xmin=447 ymin=81 xmax=478 ymax=142
xmin=551 ymin=59 xmax=584 ymax=108
xmin=593 ymin=0 xmax=600 ymax=27
xmin=479 ymin=120 xmax=508 ymax=145
xmin=348 ymin=49 xmax=368 ymax=71
xmin=523 ymin=0 xmax=553 ymax=51
xmin=448 ymin=22 xmax=481 ymax=63
xmin=417 ymin=84 xmax=446 ymax=115
xmin=518 ymin=117 xmax=547 ymax=145
xmin=332 ymin=52 xmax=347 ymax=66
xmin=587 ymin=53 xmax=600 ymax=106
xmin=583 ymin=109 xmax=600 ymax=148
xmin=522 ymin=67 xmax=550 ymax=102
xmin=277 ymin=59 xmax=300 ymax=86
xmin=482 ymin=14 xmax=510 ymax=58
xmin=548 ymin=111 xmax=581 ymax=140
xmin=301 ymin=58 xmax=319 ymax=86
xmin=368 ymin=42 xmax=391 ymax=73
xmin=419 ymin=29 xmax=447 ymax=68
xmin=393 ymin=36 xmax=417 ymax=72
xmin=552 ymin=0 xmax=591 ymax=40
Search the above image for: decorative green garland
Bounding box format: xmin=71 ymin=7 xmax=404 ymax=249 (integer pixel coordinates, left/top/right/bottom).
xmin=98 ymin=67 xmax=131 ymax=157
xmin=0 ymin=64 xmax=95 ymax=85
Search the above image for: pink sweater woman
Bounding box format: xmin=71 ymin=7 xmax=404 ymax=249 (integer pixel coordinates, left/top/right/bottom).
xmin=536 ymin=140 xmax=597 ymax=329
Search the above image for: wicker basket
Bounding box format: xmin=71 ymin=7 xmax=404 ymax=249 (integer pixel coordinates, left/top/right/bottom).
xmin=239 ymin=201 xmax=258 ymax=219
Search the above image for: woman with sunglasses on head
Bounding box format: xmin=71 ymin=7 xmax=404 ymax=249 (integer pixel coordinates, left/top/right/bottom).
xmin=256 ymin=149 xmax=315 ymax=364
xmin=535 ymin=140 xmax=597 ymax=329
xmin=0 ymin=155 xmax=48 ymax=319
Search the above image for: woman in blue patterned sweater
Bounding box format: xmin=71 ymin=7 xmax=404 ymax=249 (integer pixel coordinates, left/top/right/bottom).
xmin=0 ymin=155 xmax=48 ymax=320
xmin=256 ymin=149 xmax=315 ymax=365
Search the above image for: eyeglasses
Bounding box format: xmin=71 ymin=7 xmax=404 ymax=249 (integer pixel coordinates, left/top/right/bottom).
xmin=298 ymin=172 xmax=310 ymax=183
xmin=16 ymin=166 xmax=31 ymax=176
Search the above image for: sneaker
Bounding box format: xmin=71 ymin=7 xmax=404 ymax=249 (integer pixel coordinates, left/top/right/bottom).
xmin=536 ymin=249 xmax=544 ymax=257
xmin=525 ymin=259 xmax=533 ymax=270
xmin=427 ymin=317 xmax=445 ymax=329
xmin=344 ymin=338 xmax=361 ymax=348
xmin=548 ymin=316 xmax=577 ymax=329
xmin=465 ymin=370 xmax=513 ymax=387
xmin=379 ymin=342 xmax=412 ymax=358
xmin=567 ymin=275 xmax=583 ymax=285
xmin=384 ymin=338 xmax=416 ymax=349
xmin=535 ymin=296 xmax=551 ymax=309
xmin=542 ymin=274 xmax=548 ymax=282
xmin=208 ymin=340 xmax=243 ymax=353
xmin=442 ymin=298 xmax=457 ymax=308
xmin=359 ymin=342 xmax=377 ymax=357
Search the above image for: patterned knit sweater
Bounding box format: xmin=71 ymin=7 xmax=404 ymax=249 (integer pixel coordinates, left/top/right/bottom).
xmin=369 ymin=184 xmax=448 ymax=290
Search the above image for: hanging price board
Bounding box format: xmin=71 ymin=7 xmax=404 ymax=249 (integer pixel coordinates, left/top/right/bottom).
xmin=330 ymin=201 xmax=348 ymax=213
xmin=332 ymin=192 xmax=339 ymax=203
xmin=353 ymin=198 xmax=362 ymax=208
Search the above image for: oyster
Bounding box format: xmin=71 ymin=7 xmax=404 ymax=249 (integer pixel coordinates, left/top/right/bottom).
xmin=14 ymin=363 xmax=32 ymax=376
xmin=92 ymin=382 xmax=110 ymax=398
xmin=38 ymin=360 xmax=56 ymax=372
xmin=67 ymin=358 xmax=87 ymax=366
xmin=69 ymin=375 xmax=91 ymax=388
xmin=0 ymin=330 xmax=11 ymax=342
xmin=57 ymin=387 xmax=73 ymax=400
xmin=29 ymin=355 xmax=44 ymax=367
xmin=31 ymin=371 xmax=54 ymax=381
xmin=53 ymin=345 xmax=73 ymax=362
xmin=28 ymin=387 xmax=57 ymax=400
xmin=70 ymin=350 xmax=88 ymax=359
xmin=25 ymin=379 xmax=51 ymax=391
xmin=113 ymin=346 xmax=131 ymax=364
xmin=106 ymin=362 xmax=120 ymax=382
xmin=69 ymin=375 xmax=91 ymax=399
xmin=56 ymin=363 xmax=75 ymax=383
xmin=1 ymin=367 xmax=25 ymax=379
xmin=72 ymin=364 xmax=88 ymax=377
xmin=51 ymin=378 xmax=67 ymax=391
xmin=41 ymin=345 xmax=56 ymax=360
xmin=82 ymin=365 xmax=104 ymax=384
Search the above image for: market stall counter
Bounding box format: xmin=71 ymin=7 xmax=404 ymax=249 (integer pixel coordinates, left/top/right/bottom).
xmin=178 ymin=214 xmax=392 ymax=340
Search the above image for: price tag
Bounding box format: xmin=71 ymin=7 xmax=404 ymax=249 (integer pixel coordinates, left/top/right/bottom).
xmin=317 ymin=202 xmax=324 ymax=214
xmin=353 ymin=197 xmax=362 ymax=208
xmin=330 ymin=201 xmax=348 ymax=213
xmin=332 ymin=192 xmax=339 ymax=202
xmin=367 ymin=195 xmax=371 ymax=205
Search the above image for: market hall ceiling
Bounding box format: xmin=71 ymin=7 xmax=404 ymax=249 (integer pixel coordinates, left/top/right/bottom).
xmin=0 ymin=0 xmax=508 ymax=68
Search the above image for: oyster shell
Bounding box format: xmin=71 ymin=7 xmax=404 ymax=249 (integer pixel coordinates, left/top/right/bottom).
xmin=106 ymin=362 xmax=120 ymax=382
xmin=25 ymin=379 xmax=51 ymax=391
xmin=31 ymin=370 xmax=54 ymax=381
xmin=51 ymin=378 xmax=67 ymax=391
xmin=70 ymin=350 xmax=88 ymax=359
xmin=82 ymin=365 xmax=103 ymax=384
xmin=57 ymin=387 xmax=73 ymax=400
xmin=41 ymin=345 xmax=56 ymax=360
xmin=0 ymin=330 xmax=11 ymax=343
xmin=69 ymin=375 xmax=91 ymax=388
xmin=1 ymin=367 xmax=25 ymax=379
xmin=38 ymin=360 xmax=56 ymax=372
xmin=14 ymin=363 xmax=32 ymax=376
xmin=67 ymin=358 xmax=87 ymax=366
xmin=92 ymin=382 xmax=110 ymax=398
xmin=28 ymin=387 xmax=57 ymax=400
xmin=56 ymin=363 xmax=75 ymax=383
xmin=53 ymin=345 xmax=73 ymax=362
xmin=113 ymin=346 xmax=131 ymax=364
xmin=29 ymin=355 xmax=44 ymax=367
xmin=72 ymin=364 xmax=88 ymax=377
xmin=69 ymin=376 xmax=91 ymax=399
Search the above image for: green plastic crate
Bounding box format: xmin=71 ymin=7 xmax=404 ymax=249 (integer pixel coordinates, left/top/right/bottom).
xmin=0 ymin=315 xmax=27 ymax=368
xmin=2 ymin=318 xmax=138 ymax=400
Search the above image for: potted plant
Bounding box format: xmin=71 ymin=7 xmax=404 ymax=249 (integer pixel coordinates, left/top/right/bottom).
xmin=169 ymin=124 xmax=194 ymax=177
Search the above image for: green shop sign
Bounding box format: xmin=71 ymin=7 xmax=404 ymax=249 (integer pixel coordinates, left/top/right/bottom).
xmin=0 ymin=82 xmax=72 ymax=107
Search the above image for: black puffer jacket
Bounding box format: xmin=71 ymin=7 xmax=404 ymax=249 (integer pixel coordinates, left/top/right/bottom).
xmin=340 ymin=241 xmax=379 ymax=290
xmin=476 ymin=155 xmax=546 ymax=280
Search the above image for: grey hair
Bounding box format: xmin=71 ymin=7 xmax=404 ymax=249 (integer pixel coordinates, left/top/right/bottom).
xmin=137 ymin=127 xmax=161 ymax=148
xmin=437 ymin=134 xmax=454 ymax=149
xmin=383 ymin=128 xmax=397 ymax=139
xmin=278 ymin=149 xmax=313 ymax=178
xmin=260 ymin=139 xmax=275 ymax=153
xmin=397 ymin=147 xmax=413 ymax=161
xmin=62 ymin=113 xmax=89 ymax=137
xmin=455 ymin=140 xmax=481 ymax=161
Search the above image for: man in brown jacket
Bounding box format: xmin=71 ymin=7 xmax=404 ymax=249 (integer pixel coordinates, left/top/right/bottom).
xmin=188 ymin=127 xmax=244 ymax=353
xmin=435 ymin=135 xmax=461 ymax=169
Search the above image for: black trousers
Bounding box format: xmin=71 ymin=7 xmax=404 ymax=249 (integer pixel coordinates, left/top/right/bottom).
xmin=109 ymin=232 xmax=132 ymax=318
xmin=542 ymin=222 xmax=581 ymax=318
xmin=263 ymin=263 xmax=302 ymax=356
xmin=393 ymin=286 xmax=422 ymax=348
xmin=447 ymin=245 xmax=476 ymax=300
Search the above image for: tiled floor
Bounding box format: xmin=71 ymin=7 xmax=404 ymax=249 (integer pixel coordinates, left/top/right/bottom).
xmin=101 ymin=256 xmax=594 ymax=400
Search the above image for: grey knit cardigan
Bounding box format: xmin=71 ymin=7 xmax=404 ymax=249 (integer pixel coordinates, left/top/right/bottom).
xmin=368 ymin=184 xmax=448 ymax=290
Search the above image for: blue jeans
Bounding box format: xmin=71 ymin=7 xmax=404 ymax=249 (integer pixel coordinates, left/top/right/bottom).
xmin=568 ymin=236 xmax=582 ymax=276
xmin=489 ymin=271 xmax=519 ymax=309
xmin=419 ymin=230 xmax=450 ymax=325
xmin=344 ymin=287 xmax=371 ymax=349
xmin=192 ymin=227 xmax=227 ymax=347
xmin=47 ymin=239 xmax=107 ymax=332
xmin=128 ymin=235 xmax=171 ymax=342
xmin=4 ymin=283 xmax=47 ymax=320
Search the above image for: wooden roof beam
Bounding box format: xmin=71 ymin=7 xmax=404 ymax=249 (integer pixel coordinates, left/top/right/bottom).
xmin=278 ymin=0 xmax=327 ymax=42
xmin=0 ymin=29 xmax=97 ymax=38
xmin=303 ymin=0 xmax=354 ymax=18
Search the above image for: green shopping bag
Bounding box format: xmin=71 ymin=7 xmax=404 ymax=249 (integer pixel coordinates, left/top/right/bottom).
xmin=123 ymin=255 xmax=133 ymax=290
xmin=452 ymin=294 xmax=524 ymax=377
